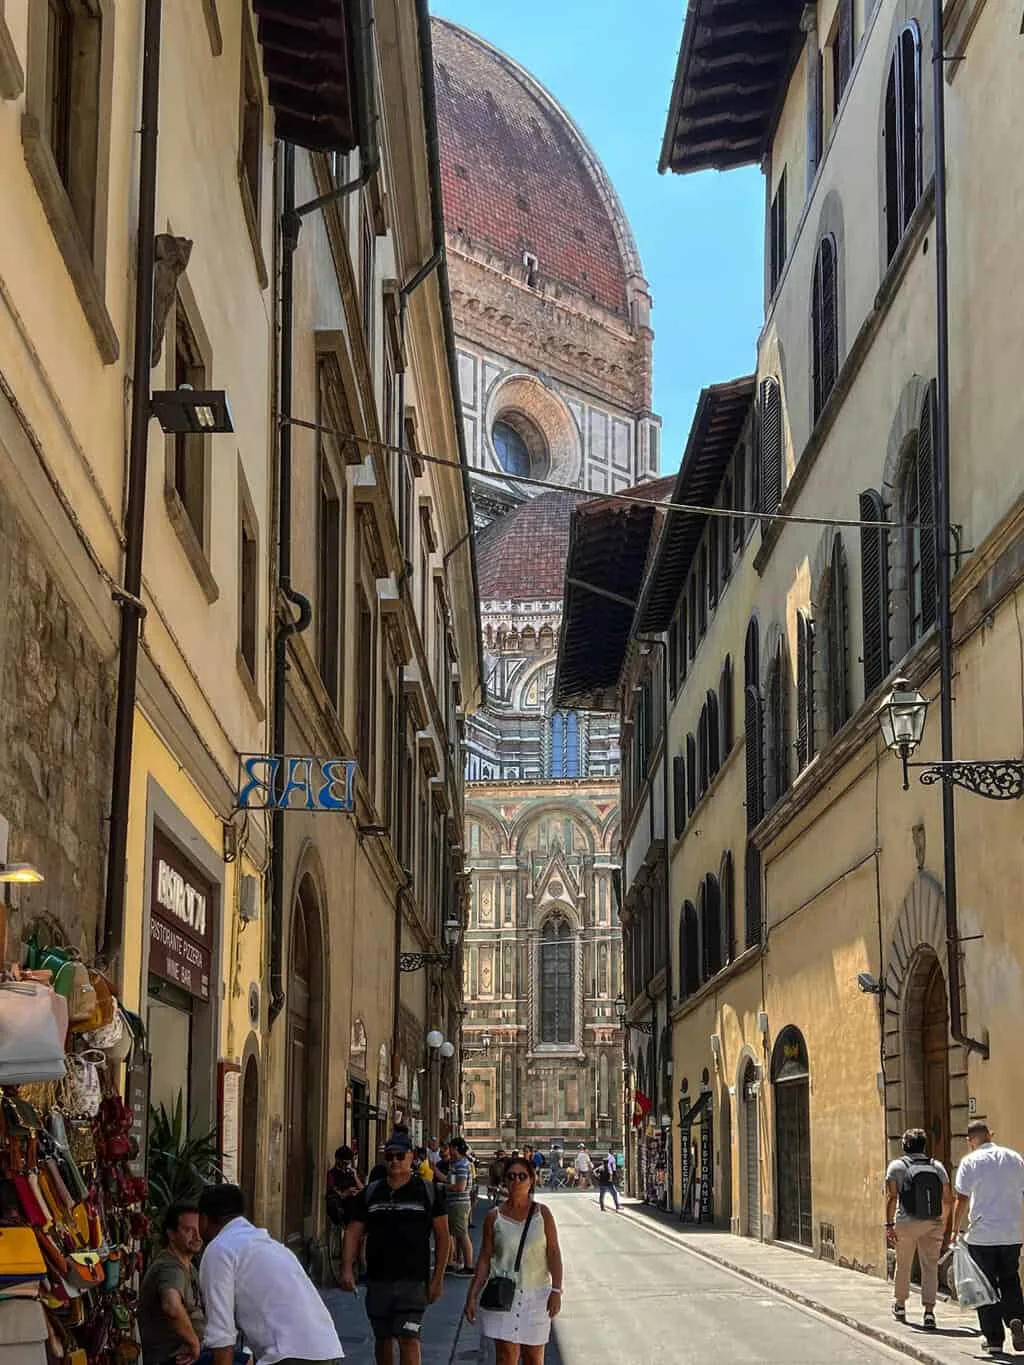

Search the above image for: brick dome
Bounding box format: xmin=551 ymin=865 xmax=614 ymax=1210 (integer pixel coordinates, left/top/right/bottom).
xmin=432 ymin=19 xmax=641 ymax=318
xmin=476 ymin=490 xmax=583 ymax=603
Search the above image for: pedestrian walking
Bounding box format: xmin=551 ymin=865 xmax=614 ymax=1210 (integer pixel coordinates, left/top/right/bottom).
xmin=138 ymin=1202 xmax=206 ymax=1365
xmin=447 ymin=1137 xmax=476 ymax=1275
xmin=950 ymin=1120 xmax=1024 ymax=1354
xmin=884 ymin=1127 xmax=951 ymax=1329
xmin=488 ymin=1148 xmax=507 ymax=1203
xmin=341 ymin=1130 xmax=450 ymax=1365
xmin=596 ymin=1153 xmax=620 ymax=1212
xmin=197 ymin=1183 xmax=343 ymax=1365
xmin=574 ymin=1144 xmax=592 ymax=1190
xmin=465 ymin=1155 xmax=564 ymax=1364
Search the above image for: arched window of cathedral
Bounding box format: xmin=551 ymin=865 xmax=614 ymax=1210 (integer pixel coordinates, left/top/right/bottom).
xmin=492 ymin=413 xmax=549 ymax=479
xmin=521 ymin=626 xmax=536 ymax=652
xmin=550 ymin=712 xmax=564 ymax=776
xmin=538 ymin=624 xmax=554 ymax=652
xmin=540 ymin=916 xmax=574 ymax=1043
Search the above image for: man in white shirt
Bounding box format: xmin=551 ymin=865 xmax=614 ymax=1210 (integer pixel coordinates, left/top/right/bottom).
xmin=574 ymin=1145 xmax=593 ymax=1189
xmin=198 ymin=1184 xmax=343 ymax=1365
xmin=951 ymin=1121 xmax=1024 ymax=1355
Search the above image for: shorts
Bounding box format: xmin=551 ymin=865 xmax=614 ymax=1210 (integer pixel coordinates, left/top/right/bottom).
xmin=365 ymin=1279 xmax=428 ymax=1341
xmin=448 ymin=1200 xmax=471 ymax=1237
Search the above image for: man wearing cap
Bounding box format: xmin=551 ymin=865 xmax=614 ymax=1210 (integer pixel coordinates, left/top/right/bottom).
xmin=342 ymin=1130 xmax=450 ymax=1365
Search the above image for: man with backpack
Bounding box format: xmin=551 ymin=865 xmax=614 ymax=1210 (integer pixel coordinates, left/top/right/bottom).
xmin=597 ymin=1153 xmax=620 ymax=1211
xmin=341 ymin=1130 xmax=450 ymax=1364
xmin=885 ymin=1127 xmax=953 ymax=1329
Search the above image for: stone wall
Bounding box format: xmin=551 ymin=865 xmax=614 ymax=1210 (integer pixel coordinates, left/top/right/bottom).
xmin=0 ymin=482 xmax=114 ymax=956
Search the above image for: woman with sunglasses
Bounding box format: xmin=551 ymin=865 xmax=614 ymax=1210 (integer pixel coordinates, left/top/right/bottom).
xmin=465 ymin=1155 xmax=564 ymax=1363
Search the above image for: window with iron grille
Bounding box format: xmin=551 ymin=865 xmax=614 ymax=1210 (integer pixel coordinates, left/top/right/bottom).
xmin=812 ymin=236 xmax=839 ymax=421
xmin=540 ymin=917 xmax=574 ymax=1044
xmin=769 ymin=169 xmax=787 ymax=297
xmin=884 ymin=24 xmax=922 ymax=263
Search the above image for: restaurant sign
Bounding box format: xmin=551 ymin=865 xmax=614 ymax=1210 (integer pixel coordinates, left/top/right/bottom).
xmin=149 ymin=831 xmax=214 ymax=999
xmin=236 ymin=754 xmax=357 ymax=812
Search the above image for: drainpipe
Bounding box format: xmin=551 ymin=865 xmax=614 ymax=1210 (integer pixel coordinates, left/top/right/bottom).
xmin=267 ymin=1 xmax=380 ymax=1029
xmin=102 ymin=0 xmax=162 ymax=972
xmin=930 ymin=0 xmax=988 ymax=1059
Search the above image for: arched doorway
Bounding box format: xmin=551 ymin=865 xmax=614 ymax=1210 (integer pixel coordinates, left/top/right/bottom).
xmin=772 ymin=1026 xmax=812 ymax=1247
xmin=741 ymin=1060 xmax=761 ymax=1238
xmin=904 ymin=950 xmax=951 ymax=1170
xmin=284 ymin=876 xmax=324 ymax=1250
xmin=240 ymin=1054 xmax=259 ymax=1216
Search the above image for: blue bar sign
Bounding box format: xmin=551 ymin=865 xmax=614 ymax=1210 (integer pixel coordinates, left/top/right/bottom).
xmin=237 ymin=755 xmax=357 ymax=812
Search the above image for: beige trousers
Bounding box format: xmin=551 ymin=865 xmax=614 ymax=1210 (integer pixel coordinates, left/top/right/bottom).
xmin=894 ymin=1218 xmax=946 ymax=1308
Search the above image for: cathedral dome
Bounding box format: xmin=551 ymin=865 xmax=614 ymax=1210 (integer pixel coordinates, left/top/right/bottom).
xmin=476 ymin=490 xmax=582 ymax=603
xmin=432 ymin=18 xmax=643 ymax=318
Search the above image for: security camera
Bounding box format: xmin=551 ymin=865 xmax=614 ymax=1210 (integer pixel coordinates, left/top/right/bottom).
xmin=857 ymin=972 xmax=882 ymax=995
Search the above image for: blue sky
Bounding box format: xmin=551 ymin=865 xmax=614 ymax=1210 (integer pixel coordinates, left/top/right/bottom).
xmin=430 ymin=0 xmax=766 ymax=472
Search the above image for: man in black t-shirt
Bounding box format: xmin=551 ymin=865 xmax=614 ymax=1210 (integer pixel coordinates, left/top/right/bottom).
xmin=342 ymin=1130 xmax=450 ymax=1364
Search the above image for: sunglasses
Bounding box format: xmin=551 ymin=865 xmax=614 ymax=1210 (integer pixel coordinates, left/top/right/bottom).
xmin=384 ymin=1150 xmax=408 ymax=1161
xmin=506 ymin=1171 xmax=531 ymax=1182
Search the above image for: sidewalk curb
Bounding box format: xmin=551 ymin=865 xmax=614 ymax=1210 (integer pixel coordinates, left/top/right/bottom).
xmin=617 ymin=1207 xmax=973 ymax=1365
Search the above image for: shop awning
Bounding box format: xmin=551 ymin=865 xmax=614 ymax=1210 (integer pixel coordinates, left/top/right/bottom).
xmin=554 ymin=478 xmax=675 ymax=712
xmin=253 ymin=0 xmax=365 ymax=152
xmin=659 ymin=0 xmax=805 ymax=175
xmin=636 ymin=376 xmax=755 ymax=634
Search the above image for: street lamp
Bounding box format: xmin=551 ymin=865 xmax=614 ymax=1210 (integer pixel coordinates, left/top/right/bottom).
xmin=426 ymin=1029 xmax=444 ymax=1050
xmin=439 ymin=1040 xmax=455 ymax=1060
xmin=150 ymin=385 xmax=234 ymax=434
xmin=614 ymin=993 xmax=655 ymax=1036
xmin=400 ymin=916 xmax=463 ymax=972
xmin=877 ymin=677 xmax=1024 ymax=799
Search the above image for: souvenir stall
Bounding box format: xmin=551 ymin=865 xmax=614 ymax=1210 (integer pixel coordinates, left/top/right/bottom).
xmin=0 ymin=943 xmax=146 ymax=1364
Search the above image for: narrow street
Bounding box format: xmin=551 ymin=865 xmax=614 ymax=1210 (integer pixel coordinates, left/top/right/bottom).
xmin=541 ymin=1195 xmax=909 ymax=1364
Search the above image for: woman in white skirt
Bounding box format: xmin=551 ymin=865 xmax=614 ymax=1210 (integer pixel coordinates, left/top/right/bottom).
xmin=465 ymin=1154 xmax=563 ymax=1363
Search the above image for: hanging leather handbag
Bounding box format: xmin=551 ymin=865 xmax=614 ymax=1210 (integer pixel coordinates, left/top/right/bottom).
xmin=63 ymin=1251 xmax=104 ymax=1291
xmin=0 ymin=984 xmax=68 ymax=1085
xmin=479 ymin=1203 xmax=537 ymax=1311
xmin=0 ymin=1226 xmax=46 ymax=1286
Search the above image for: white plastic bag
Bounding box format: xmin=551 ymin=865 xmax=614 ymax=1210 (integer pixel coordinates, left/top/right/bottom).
xmin=950 ymin=1241 xmax=999 ymax=1309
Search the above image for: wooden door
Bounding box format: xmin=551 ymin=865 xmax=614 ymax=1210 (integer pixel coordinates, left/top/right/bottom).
xmin=775 ymin=1080 xmax=812 ymax=1246
xmin=922 ymin=962 xmax=951 ymax=1170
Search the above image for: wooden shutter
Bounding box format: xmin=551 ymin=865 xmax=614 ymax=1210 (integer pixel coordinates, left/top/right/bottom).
xmin=686 ymin=733 xmax=697 ymax=814
xmin=734 ymin=446 xmax=747 ymax=549
xmin=708 ymin=519 xmax=719 ymax=605
xmin=884 ymin=56 xmax=900 ymax=261
xmin=744 ymin=842 xmax=762 ymax=949
xmin=673 ymin=755 xmax=686 ymax=839
xmin=808 ymin=48 xmax=823 ymax=188
xmin=813 ymin=239 xmax=838 ymax=420
xmin=698 ymin=704 xmax=709 ymax=796
xmin=796 ymin=615 xmax=809 ymax=769
xmin=721 ymin=851 xmax=735 ymax=964
xmin=836 ymin=0 xmax=853 ymax=107
xmin=918 ymin=383 xmax=938 ymax=631
xmin=828 ymin=537 xmax=849 ymax=733
xmin=859 ymin=489 xmax=890 ymax=693
xmin=707 ymin=690 xmax=721 ymax=777
xmin=759 ymin=378 xmax=782 ymax=516
xmin=744 ymin=684 xmax=763 ymax=828
xmin=720 ymin=656 xmax=734 ymax=754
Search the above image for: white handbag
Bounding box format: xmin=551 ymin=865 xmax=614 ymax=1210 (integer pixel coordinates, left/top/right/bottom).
xmin=0 ymin=982 xmax=67 ymax=1084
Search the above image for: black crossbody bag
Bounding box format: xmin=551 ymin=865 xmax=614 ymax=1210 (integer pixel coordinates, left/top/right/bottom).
xmin=480 ymin=1203 xmax=537 ymax=1311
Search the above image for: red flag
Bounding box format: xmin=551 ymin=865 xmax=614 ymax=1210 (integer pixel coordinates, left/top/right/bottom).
xmin=631 ymin=1090 xmax=652 ymax=1128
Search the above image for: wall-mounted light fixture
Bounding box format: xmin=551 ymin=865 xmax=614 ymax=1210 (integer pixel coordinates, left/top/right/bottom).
xmin=150 ymin=385 xmax=234 ymax=435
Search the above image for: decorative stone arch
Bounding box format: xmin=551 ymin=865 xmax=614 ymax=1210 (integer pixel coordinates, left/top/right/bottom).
xmin=599 ymin=814 xmax=620 ymax=854
xmin=876 ymin=1 xmax=936 ymax=281
xmin=465 ymin=806 xmax=509 ymax=854
xmin=484 ymin=372 xmax=582 ymax=489
xmin=879 ymin=373 xmax=933 ymax=660
xmin=882 ymin=873 xmax=970 ymax=1162
xmin=511 ymin=802 xmax=598 ymax=855
xmin=513 ymin=657 xmax=555 ymax=711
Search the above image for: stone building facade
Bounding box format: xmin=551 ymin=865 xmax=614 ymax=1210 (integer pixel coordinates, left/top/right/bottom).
xmin=433 ymin=17 xmax=658 ymax=1152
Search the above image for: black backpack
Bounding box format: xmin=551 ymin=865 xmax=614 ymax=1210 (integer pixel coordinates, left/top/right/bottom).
xmin=898 ymin=1156 xmax=945 ymax=1219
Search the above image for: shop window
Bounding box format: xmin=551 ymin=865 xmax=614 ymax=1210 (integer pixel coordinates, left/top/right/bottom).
xmin=884 ymin=24 xmax=922 ymax=262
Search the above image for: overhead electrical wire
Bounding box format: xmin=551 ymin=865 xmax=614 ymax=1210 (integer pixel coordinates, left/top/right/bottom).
xmin=280 ymin=414 xmax=953 ymax=536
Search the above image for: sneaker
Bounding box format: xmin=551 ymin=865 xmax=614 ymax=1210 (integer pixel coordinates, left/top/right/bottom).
xmin=923 ymin=1310 xmax=936 ymax=1331
xmin=892 ymin=1302 xmax=906 ymax=1323
xmin=1011 ymin=1320 xmax=1024 ymax=1352
xmin=984 ymin=1342 xmax=1004 ymax=1355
